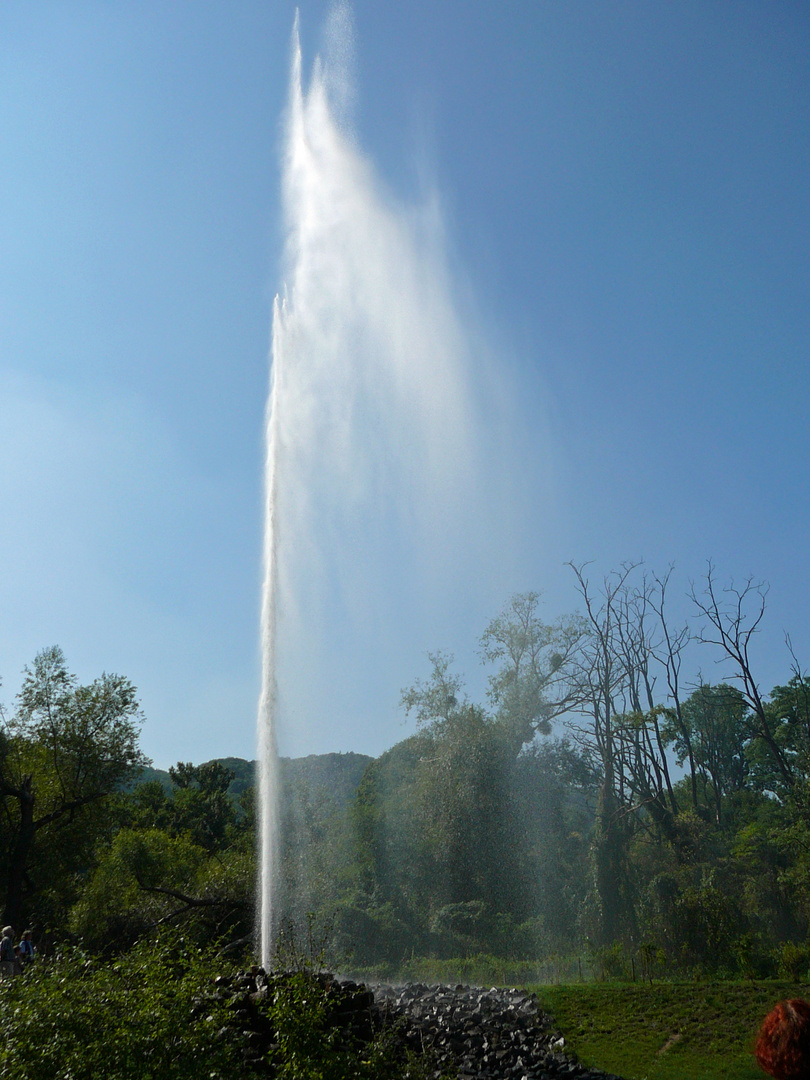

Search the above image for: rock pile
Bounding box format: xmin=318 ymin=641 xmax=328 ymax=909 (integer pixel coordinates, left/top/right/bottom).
xmin=198 ymin=970 xmax=626 ymax=1080
xmin=373 ymin=981 xmax=624 ymax=1080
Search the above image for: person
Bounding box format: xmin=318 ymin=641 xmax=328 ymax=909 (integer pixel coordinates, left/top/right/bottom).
xmin=756 ymin=999 xmax=810 ymax=1079
xmin=0 ymin=927 xmax=15 ymax=980
xmin=18 ymin=930 xmax=35 ymax=967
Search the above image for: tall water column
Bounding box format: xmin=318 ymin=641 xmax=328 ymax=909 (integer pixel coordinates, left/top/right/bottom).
xmin=257 ymin=6 xmax=480 ymax=968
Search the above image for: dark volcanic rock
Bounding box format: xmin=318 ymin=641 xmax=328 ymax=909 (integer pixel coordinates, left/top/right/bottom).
xmin=207 ymin=970 xmax=626 ymax=1080
xmin=372 ymin=981 xmax=625 ymax=1080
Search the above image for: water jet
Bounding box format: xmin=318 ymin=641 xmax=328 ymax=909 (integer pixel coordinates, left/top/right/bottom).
xmin=257 ymin=6 xmax=478 ymax=966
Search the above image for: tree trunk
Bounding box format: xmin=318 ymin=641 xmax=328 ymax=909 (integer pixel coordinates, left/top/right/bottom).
xmin=593 ymin=784 xmax=626 ymax=944
xmin=3 ymin=776 xmax=35 ymax=929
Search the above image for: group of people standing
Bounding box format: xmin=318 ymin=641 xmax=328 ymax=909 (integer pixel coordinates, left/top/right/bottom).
xmin=0 ymin=926 xmax=34 ymax=978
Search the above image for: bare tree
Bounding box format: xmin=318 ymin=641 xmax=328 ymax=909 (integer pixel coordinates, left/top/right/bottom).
xmin=690 ymin=563 xmax=793 ymax=789
xmin=648 ymin=567 xmax=699 ymax=813
xmin=613 ymin=576 xmax=678 ymax=823
xmin=566 ymin=562 xmax=639 ymax=943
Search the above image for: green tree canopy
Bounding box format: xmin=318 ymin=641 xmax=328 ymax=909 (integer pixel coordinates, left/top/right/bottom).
xmin=0 ymin=646 xmax=147 ymax=927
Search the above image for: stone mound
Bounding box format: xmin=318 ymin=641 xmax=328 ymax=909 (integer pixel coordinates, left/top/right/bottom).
xmin=373 ymin=981 xmax=624 ymax=1080
xmin=200 ymin=969 xmax=626 ymax=1079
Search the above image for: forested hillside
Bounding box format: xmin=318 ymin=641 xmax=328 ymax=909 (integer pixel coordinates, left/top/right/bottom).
xmin=3 ymin=563 xmax=810 ymax=982
xmin=131 ymin=753 xmax=371 ymax=807
xmin=280 ymin=566 xmax=810 ymax=978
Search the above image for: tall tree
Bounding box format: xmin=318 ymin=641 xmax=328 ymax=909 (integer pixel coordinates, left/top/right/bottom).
xmin=690 ymin=564 xmax=794 ymax=791
xmin=566 ymin=563 xmax=639 ymax=943
xmin=611 ymin=575 xmax=679 ymax=832
xmin=668 ymin=683 xmax=750 ymax=825
xmin=400 ymin=654 xmax=518 ymax=915
xmin=648 ymin=568 xmax=698 ymax=812
xmin=480 ymin=592 xmax=587 ymax=753
xmin=0 ymin=647 xmax=147 ymax=927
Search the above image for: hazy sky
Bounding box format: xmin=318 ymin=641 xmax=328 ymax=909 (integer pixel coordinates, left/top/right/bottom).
xmin=1 ymin=2 xmax=808 ymax=768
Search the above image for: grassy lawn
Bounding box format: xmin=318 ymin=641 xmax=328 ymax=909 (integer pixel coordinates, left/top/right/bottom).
xmin=534 ymin=980 xmax=810 ymax=1080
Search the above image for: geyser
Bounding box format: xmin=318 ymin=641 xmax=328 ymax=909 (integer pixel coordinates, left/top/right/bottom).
xmin=257 ymin=6 xmax=482 ymax=966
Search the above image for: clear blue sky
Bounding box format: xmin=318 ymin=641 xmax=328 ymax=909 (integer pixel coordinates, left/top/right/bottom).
xmin=1 ymin=2 xmax=808 ymax=767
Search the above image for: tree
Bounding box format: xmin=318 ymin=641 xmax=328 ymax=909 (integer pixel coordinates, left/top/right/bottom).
xmin=69 ymin=826 xmax=254 ymax=952
xmin=690 ymin=564 xmax=793 ymax=791
xmin=167 ymin=761 xmax=238 ymax=851
xmin=0 ymin=647 xmax=147 ymax=927
xmin=753 ymin=672 xmax=810 ymax=792
xmin=480 ymin=592 xmax=586 ymax=753
xmin=399 ymin=651 xmax=466 ymax=731
xmin=647 ymin=568 xmax=699 ymax=812
xmin=668 ymin=684 xmax=750 ymax=825
xmin=566 ymin=563 xmax=640 ymax=943
xmin=400 ymin=654 xmax=520 ymax=918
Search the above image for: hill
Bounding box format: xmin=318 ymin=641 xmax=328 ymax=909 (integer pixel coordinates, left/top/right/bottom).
xmin=131 ymin=752 xmax=374 ymax=810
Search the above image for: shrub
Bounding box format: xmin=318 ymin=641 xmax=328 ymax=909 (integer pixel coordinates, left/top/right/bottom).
xmin=0 ymin=936 xmax=436 ymax=1080
xmin=0 ymin=940 xmax=242 ymax=1079
xmin=774 ymin=940 xmax=810 ymax=981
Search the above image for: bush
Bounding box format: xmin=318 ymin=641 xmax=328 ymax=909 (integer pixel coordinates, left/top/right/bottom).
xmin=0 ymin=940 xmax=242 ymax=1079
xmin=587 ymin=941 xmax=628 ymax=981
xmin=264 ymin=970 xmax=433 ymax=1080
xmin=774 ymin=940 xmax=810 ymax=981
xmin=0 ymin=937 xmax=437 ymax=1080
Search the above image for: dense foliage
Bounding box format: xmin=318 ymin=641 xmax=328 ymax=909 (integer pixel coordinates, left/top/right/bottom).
xmin=0 ymin=942 xmax=435 ymax=1080
xmin=0 ymin=647 xmax=147 ymax=931
xmin=0 ymin=942 xmax=242 ymax=1079
xmin=3 ymin=561 xmax=810 ymax=992
xmin=278 ymin=568 xmax=810 ymax=982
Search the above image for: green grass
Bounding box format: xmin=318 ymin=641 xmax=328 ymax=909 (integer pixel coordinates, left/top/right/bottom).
xmin=533 ymin=980 xmax=810 ymax=1080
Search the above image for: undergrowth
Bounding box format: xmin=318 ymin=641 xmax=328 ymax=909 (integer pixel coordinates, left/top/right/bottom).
xmin=0 ymin=941 xmax=241 ymax=1080
xmin=0 ymin=938 xmax=435 ymax=1080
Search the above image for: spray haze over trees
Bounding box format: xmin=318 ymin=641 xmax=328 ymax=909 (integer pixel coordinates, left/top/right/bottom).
xmin=4 ymin=558 xmax=810 ymax=993
xmin=255 ymin=5 xmax=810 ymax=980
xmin=257 ymin=5 xmax=531 ymax=963
xmin=274 ymin=564 xmax=810 ymax=981
xmin=1 ymin=3 xmax=809 ymax=1075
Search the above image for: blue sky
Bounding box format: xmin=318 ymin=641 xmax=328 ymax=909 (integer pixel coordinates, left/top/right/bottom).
xmin=1 ymin=2 xmax=808 ymax=768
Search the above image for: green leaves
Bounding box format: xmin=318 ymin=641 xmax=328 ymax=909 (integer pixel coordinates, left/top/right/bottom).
xmin=9 ymin=646 xmax=147 ymax=804
xmin=0 ymin=942 xmax=241 ymax=1080
xmin=0 ymin=647 xmax=149 ymax=929
xmin=481 ymin=593 xmax=587 ymax=748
